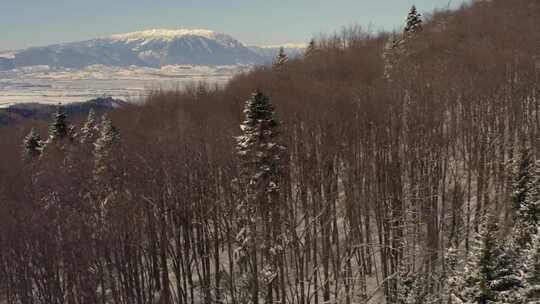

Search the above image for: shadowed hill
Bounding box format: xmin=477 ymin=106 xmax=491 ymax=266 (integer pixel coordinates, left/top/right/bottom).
xmin=0 ymin=97 xmax=127 ymax=126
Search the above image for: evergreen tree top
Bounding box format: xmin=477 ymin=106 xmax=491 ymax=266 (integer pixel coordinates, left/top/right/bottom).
xmin=512 ymin=146 xmax=534 ymax=226
xmin=236 ymin=90 xmax=283 ymax=162
xmin=86 ymin=108 xmax=97 ymax=126
xmin=304 ymin=39 xmax=316 ymax=58
xmin=80 ymin=108 xmax=100 ymax=144
xmin=94 ymin=115 xmax=120 ymax=179
xmin=97 ymin=115 xmax=120 ymax=145
xmin=242 ymin=90 xmax=277 ymax=126
xmin=404 ymin=5 xmax=423 ymax=34
xmin=273 ymin=47 xmax=288 ymax=69
xmin=48 ymin=104 xmax=69 ymax=141
xmin=24 ymin=128 xmax=40 ymax=142
xmin=23 ymin=128 xmax=42 ymax=158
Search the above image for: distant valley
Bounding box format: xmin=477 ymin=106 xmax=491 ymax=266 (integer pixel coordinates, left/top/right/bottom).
xmin=0 ymin=29 xmax=304 ymax=107
xmin=0 ymin=64 xmax=250 ymax=107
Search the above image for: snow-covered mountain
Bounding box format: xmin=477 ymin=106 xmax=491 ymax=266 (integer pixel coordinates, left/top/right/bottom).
xmin=0 ymin=29 xmax=302 ymax=70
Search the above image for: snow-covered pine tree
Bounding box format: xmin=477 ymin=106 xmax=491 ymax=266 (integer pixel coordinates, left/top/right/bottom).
xmin=404 ymin=5 xmax=423 ymax=35
xmin=94 ymin=114 xmax=120 ymax=181
xmin=524 ymin=160 xmax=540 ymax=223
xmin=383 ymin=6 xmax=423 ymax=80
xmin=513 ymin=146 xmax=533 ymax=212
xmin=40 ymin=104 xmax=74 ymax=160
xmin=453 ymin=215 xmax=523 ymax=304
xmin=395 ymin=260 xmax=424 ymax=304
xmin=445 ymin=246 xmax=466 ymax=304
xmin=516 ymin=159 xmax=540 ymax=245
xmin=80 ymin=109 xmax=99 ymax=145
xmin=48 ymin=105 xmax=69 ymax=142
xmin=455 ymin=217 xmax=499 ymax=303
xmin=22 ymin=128 xmax=42 ymax=159
xmin=523 ymin=228 xmax=540 ymax=302
xmin=510 ymin=146 xmax=537 ymax=249
xmin=273 ymin=47 xmax=288 ymax=69
xmin=235 ymin=90 xmax=286 ymax=304
xmin=491 ymin=243 xmax=524 ymax=303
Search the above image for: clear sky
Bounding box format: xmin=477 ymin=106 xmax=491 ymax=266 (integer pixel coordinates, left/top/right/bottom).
xmin=2 ymin=0 xmax=467 ymax=51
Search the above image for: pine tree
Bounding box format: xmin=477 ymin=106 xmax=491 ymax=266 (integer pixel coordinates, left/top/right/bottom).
xmin=457 ymin=218 xmax=499 ymax=303
xmin=304 ymin=39 xmax=316 ymax=58
xmin=523 ymin=228 xmax=540 ymax=302
xmin=94 ymin=115 xmax=120 ymax=180
xmin=404 ymin=5 xmax=423 ymax=34
xmin=384 ymin=6 xmax=423 ymax=80
xmin=235 ymin=90 xmax=286 ymax=304
xmin=520 ymin=160 xmax=540 ymax=233
xmin=22 ymin=128 xmax=42 ymax=159
xmin=273 ymin=47 xmax=288 ymax=69
xmin=80 ymin=109 xmax=99 ymax=145
xmin=511 ymin=147 xmax=537 ymax=249
xmin=491 ymin=244 xmax=523 ymax=303
xmin=454 ymin=215 xmax=523 ymax=304
xmin=395 ymin=260 xmax=421 ymax=304
xmin=48 ymin=105 xmax=69 ymax=142
xmin=445 ymin=246 xmax=466 ymax=304
xmin=513 ymin=146 xmax=533 ymax=212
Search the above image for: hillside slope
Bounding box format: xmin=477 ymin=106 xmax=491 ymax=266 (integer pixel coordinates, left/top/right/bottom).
xmin=2 ymin=1 xmax=540 ymax=304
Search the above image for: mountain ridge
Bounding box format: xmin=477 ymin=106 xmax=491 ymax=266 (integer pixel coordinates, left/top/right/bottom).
xmin=0 ymin=29 xmax=305 ymax=70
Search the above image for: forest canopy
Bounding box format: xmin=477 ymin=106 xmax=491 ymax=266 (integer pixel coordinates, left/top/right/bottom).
xmin=2 ymin=0 xmax=540 ymax=303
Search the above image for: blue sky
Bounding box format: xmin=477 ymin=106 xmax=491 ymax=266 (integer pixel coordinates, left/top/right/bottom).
xmin=2 ymin=0 xmax=467 ymax=51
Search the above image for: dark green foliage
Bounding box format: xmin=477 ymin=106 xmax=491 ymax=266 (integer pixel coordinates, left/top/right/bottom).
xmin=453 ymin=216 xmax=523 ymax=303
xmin=522 ymin=160 xmax=540 ymax=227
xmin=273 ymin=47 xmax=288 ymax=69
xmin=524 ymin=231 xmax=540 ymax=301
xmin=510 ymin=147 xmax=540 ymax=249
xmin=22 ymin=128 xmax=42 ymax=159
xmin=235 ymin=90 xmax=285 ymax=303
xmin=304 ymin=39 xmax=316 ymax=58
xmin=94 ymin=115 xmax=120 ymax=179
xmin=48 ymin=105 xmax=69 ymax=141
xmin=404 ymin=5 xmax=422 ymax=34
xmin=512 ymin=146 xmax=532 ymax=213
xmin=79 ymin=108 xmax=99 ymax=145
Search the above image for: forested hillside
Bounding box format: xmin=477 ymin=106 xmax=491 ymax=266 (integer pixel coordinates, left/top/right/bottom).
xmin=2 ymin=0 xmax=540 ymax=303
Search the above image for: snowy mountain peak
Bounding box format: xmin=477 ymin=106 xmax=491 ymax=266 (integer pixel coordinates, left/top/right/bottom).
xmin=0 ymin=29 xmax=300 ymax=70
xmin=110 ymin=29 xmax=220 ymax=42
xmin=107 ymin=29 xmax=241 ymax=48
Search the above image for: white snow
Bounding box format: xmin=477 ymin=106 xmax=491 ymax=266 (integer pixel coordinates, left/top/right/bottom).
xmin=0 ymin=64 xmax=250 ymax=107
xmin=0 ymin=51 xmax=16 ymax=59
xmin=110 ymin=29 xmax=219 ymax=42
xmin=107 ymin=29 xmax=241 ymax=48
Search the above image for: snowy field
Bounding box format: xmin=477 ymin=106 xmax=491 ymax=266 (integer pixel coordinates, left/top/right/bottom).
xmin=0 ymin=64 xmax=248 ymax=107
